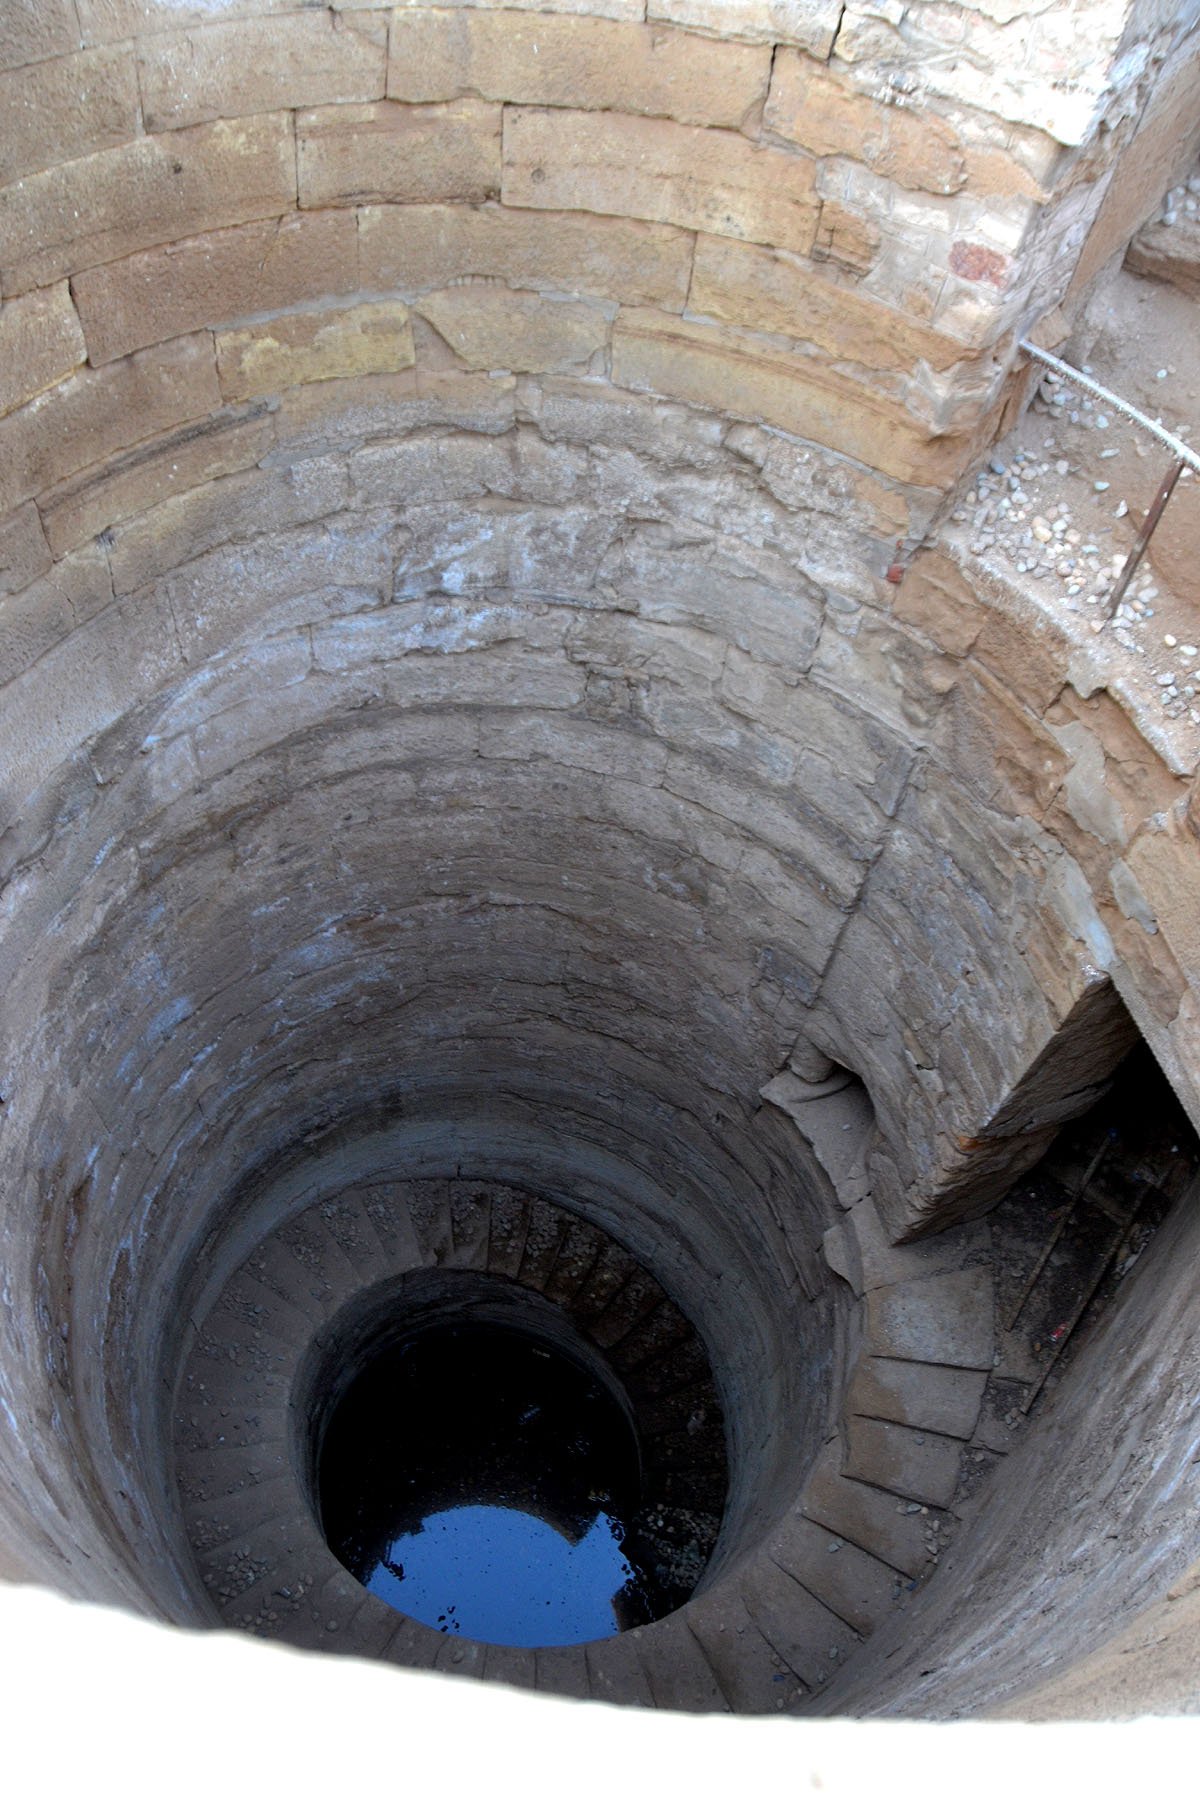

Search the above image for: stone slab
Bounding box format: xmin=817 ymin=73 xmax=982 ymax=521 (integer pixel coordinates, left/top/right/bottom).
xmin=843 ymin=1416 xmax=962 ymax=1509
xmin=847 ymin=1356 xmax=988 ymax=1440
xmin=865 ymin=1268 xmax=995 ymax=1369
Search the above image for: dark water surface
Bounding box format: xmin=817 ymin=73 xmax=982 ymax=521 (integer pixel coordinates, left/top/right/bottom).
xmin=318 ymin=1324 xmax=669 ymax=1646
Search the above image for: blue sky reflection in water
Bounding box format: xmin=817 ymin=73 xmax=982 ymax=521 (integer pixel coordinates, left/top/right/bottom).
xmin=365 ymin=1504 xmax=639 ymax=1645
xmin=319 ymin=1320 xmax=670 ymax=1647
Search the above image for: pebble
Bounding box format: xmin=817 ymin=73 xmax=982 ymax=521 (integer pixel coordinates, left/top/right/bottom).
xmin=1164 ymin=634 xmax=1177 ymax=647
xmin=1094 ymin=480 xmax=1110 ymax=491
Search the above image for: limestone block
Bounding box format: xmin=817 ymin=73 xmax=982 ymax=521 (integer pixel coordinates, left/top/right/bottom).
xmin=690 ymin=236 xmax=966 ymax=374
xmin=348 ymin=431 xmax=514 ymax=508
xmin=0 ymin=588 xmax=182 ymax=819
xmin=72 ymin=212 xmax=362 ymax=367
xmin=0 ymin=0 xmax=78 ymax=73
xmin=388 ymin=11 xmax=769 ymax=127
xmin=0 ymin=504 xmax=51 ymax=595
xmin=0 ymin=46 xmax=138 ymax=187
xmin=358 ymin=202 xmax=691 ymax=309
xmin=847 ymin=1356 xmax=987 ymax=1440
xmin=216 ymin=302 xmax=415 ymax=402
xmin=843 ymin=1417 xmax=961 ymax=1508
xmin=844 ymin=1196 xmax=987 ymax=1293
xmin=769 ymin=1511 xmax=899 ymax=1636
xmin=800 ymin=1440 xmax=928 ymax=1577
xmin=391 ymin=0 xmax=644 ymax=18
xmin=1125 ymin=821 xmax=1200 ymax=988
xmin=0 ymin=115 xmax=296 ymax=297
xmin=297 ymin=100 xmax=501 ymax=208
xmin=0 ymin=284 xmax=87 ymax=419
xmin=611 ymin=310 xmax=967 ymax=488
xmin=39 ymin=409 xmax=276 ymax=559
xmin=811 ymin=600 xmax=957 ymax=735
xmin=760 ymin=1071 xmax=873 ymax=1208
xmin=766 ymin=53 xmax=967 ymax=197
xmin=822 ymin=1217 xmax=863 ymax=1295
xmin=0 ymin=333 xmax=220 ymax=518
xmin=138 ymin=11 xmax=387 ymax=132
xmin=1126 ymin=216 xmax=1200 ymax=300
xmin=159 ymin=517 xmax=395 ymax=664
xmin=865 ymin=1269 xmax=994 ymax=1370
xmin=648 ymin=0 xmax=842 ymax=55
xmin=394 ymin=500 xmax=619 ymax=597
xmin=738 ymin=1554 xmax=860 ymax=1690
xmin=414 ymin=287 xmax=607 ymax=373
xmin=502 ymin=108 xmax=820 ymax=256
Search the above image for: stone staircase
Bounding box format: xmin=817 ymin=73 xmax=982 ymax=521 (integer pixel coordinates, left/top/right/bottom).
xmin=175 ymin=1176 xmax=996 ymax=1711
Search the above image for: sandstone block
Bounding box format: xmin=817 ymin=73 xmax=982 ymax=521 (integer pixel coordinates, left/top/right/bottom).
xmin=40 ymin=409 xmax=276 ymax=558
xmin=0 ymin=504 xmax=51 ymax=595
xmin=138 ymin=11 xmax=387 ymax=132
xmin=0 ymin=544 xmax=111 ymax=687
xmin=611 ymin=310 xmax=966 ymax=488
xmin=766 ymin=53 xmax=967 ymax=197
xmin=0 ymin=115 xmax=296 ymax=297
xmin=387 ymin=11 xmax=769 ymax=129
xmin=297 ymin=100 xmax=501 ymax=208
xmin=358 ymin=202 xmax=690 ymax=309
xmin=0 ymin=46 xmax=137 ymax=187
xmin=690 ymin=236 xmax=966 ymax=373
xmin=107 ymin=457 xmax=350 ymax=596
xmin=414 ymin=287 xmax=607 ymax=372
xmin=502 ymin=108 xmax=819 ymax=255
xmin=844 ymin=1196 xmax=986 ymax=1293
xmin=890 ymin=549 xmax=985 ymax=658
xmin=843 ymin=1416 xmax=961 ymax=1508
xmin=847 ymin=1356 xmax=987 ymax=1440
xmin=73 ymin=212 xmax=361 ymax=368
xmin=0 ymin=284 xmax=87 ymax=419
xmin=0 ymin=0 xmax=78 ymax=74
xmin=812 ymin=200 xmax=881 ymax=275
xmin=865 ymin=1269 xmax=994 ymax=1370
xmin=648 ymin=0 xmax=841 ymax=55
xmin=0 ymin=334 xmax=220 ymax=518
xmin=216 ymin=302 xmax=415 ymax=402
xmin=275 ymin=368 xmax=517 ymax=452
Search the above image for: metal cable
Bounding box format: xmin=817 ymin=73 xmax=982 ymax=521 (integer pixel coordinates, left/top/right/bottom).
xmin=1017 ymin=338 xmax=1200 ymax=475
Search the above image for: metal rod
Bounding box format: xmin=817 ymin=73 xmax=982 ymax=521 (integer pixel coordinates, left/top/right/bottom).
xmin=1005 ymin=1139 xmax=1108 ymax=1332
xmin=1018 ymin=340 xmax=1200 ymax=474
xmin=1019 ymin=1190 xmax=1144 ymax=1417
xmin=1103 ymin=456 xmax=1186 ymax=618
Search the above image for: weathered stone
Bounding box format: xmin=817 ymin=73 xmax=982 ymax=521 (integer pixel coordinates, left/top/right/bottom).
xmin=0 ymin=46 xmax=137 ymax=187
xmin=648 ymin=0 xmax=842 ymax=55
xmin=388 ymin=11 xmax=769 ymax=127
xmin=359 ymin=202 xmax=691 ymax=309
xmin=766 ymin=53 xmax=967 ymax=196
xmin=845 ymin=1197 xmax=986 ymax=1293
xmin=801 ymin=1440 xmax=929 ymax=1577
xmin=274 ymin=368 xmax=517 ymax=451
xmin=865 ymin=1270 xmax=994 ymax=1370
xmin=72 ymin=212 xmax=361 ymax=367
xmin=612 ymin=310 xmax=970 ymax=487
xmin=812 ymin=200 xmax=881 ymax=275
xmin=1126 ymin=216 xmax=1200 ymax=300
xmin=39 ymin=409 xmax=276 ymax=558
xmin=138 ymin=10 xmax=387 ymax=132
xmin=0 ymin=543 xmax=112 ymax=686
xmin=415 ymin=287 xmax=607 ymax=373
xmin=391 ymin=0 xmax=643 ymax=17
xmin=0 ymin=115 xmax=296 ymax=296
xmin=0 ymin=334 xmax=220 ymax=517
xmin=847 ymin=1357 xmax=988 ymax=1440
xmin=890 ymin=550 xmax=986 ymax=659
xmin=0 ymin=0 xmax=78 ymax=74
xmin=297 ymin=100 xmax=501 ymax=208
xmin=502 ymin=108 xmax=820 ymax=256
xmin=690 ymin=236 xmax=968 ymax=372
xmin=0 ymin=504 xmax=51 ymax=595
xmin=843 ymin=1416 xmax=962 ymax=1508
xmin=216 ymin=302 xmax=415 ymax=402
xmin=769 ymin=1511 xmax=900 ymax=1636
xmin=0 ymin=284 xmax=87 ymax=419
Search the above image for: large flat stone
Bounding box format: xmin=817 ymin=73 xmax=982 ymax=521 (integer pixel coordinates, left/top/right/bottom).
xmin=847 ymin=1356 xmax=988 ymax=1440
xmin=865 ymin=1268 xmax=995 ymax=1369
xmin=843 ymin=1417 xmax=962 ymax=1509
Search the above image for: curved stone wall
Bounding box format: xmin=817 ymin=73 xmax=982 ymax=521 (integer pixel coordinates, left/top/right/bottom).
xmin=0 ymin=0 xmax=1199 ymax=1724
